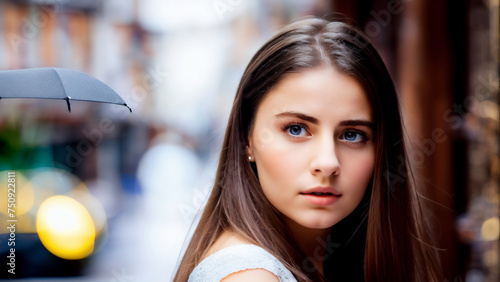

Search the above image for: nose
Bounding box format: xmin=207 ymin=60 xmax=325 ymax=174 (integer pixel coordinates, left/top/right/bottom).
xmin=310 ymin=135 xmax=340 ymax=177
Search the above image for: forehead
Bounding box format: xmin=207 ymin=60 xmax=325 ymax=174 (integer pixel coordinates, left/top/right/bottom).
xmin=256 ymin=67 xmax=372 ymax=121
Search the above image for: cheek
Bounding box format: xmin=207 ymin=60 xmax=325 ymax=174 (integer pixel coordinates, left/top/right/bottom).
xmin=255 ymin=145 xmax=293 ymax=185
xmin=340 ymin=148 xmax=375 ymax=193
xmin=252 ymin=140 xmax=305 ymax=192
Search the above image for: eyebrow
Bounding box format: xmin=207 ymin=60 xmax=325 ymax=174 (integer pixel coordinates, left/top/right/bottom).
xmin=339 ymin=120 xmax=374 ymax=129
xmin=275 ymin=111 xmax=318 ymax=124
xmin=275 ymin=111 xmax=374 ymax=128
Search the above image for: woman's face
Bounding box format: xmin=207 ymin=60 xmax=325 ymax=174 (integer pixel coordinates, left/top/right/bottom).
xmin=247 ymin=67 xmax=375 ymax=231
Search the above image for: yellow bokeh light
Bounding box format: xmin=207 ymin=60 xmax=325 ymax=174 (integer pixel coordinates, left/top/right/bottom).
xmin=481 ymin=217 xmax=500 ymax=241
xmin=36 ymin=195 xmax=96 ymax=260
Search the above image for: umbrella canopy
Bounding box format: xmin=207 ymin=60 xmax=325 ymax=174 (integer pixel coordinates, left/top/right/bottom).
xmin=0 ymin=68 xmax=131 ymax=113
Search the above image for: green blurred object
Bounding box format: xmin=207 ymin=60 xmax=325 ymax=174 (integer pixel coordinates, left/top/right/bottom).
xmin=0 ymin=123 xmax=53 ymax=171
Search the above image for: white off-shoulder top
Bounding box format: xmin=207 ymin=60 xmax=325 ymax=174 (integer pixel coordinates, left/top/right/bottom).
xmin=188 ymin=244 xmax=297 ymax=282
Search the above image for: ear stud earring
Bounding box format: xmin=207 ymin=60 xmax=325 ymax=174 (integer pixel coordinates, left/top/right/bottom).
xmin=248 ymin=156 xmax=253 ymax=161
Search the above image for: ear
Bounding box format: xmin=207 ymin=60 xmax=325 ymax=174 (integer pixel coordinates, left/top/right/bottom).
xmin=246 ymin=140 xmax=254 ymax=161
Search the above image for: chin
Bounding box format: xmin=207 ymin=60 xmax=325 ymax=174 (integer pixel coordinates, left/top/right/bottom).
xmin=299 ymin=218 xmax=340 ymax=230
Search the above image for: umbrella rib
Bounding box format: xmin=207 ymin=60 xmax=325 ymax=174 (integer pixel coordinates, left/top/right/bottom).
xmin=65 ymin=97 xmax=71 ymax=113
xmin=50 ymin=68 xmax=72 ymax=113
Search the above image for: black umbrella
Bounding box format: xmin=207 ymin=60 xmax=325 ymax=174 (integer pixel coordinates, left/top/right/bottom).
xmin=0 ymin=68 xmax=131 ymax=113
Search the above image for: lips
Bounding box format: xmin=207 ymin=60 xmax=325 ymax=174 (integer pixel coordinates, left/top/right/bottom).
xmin=300 ymin=186 xmax=341 ymax=196
xmin=308 ymin=192 xmax=334 ymax=196
xmin=299 ymin=186 xmax=341 ymax=206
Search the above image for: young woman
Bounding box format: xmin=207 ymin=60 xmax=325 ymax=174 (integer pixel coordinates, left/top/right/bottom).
xmin=174 ymin=18 xmax=442 ymax=282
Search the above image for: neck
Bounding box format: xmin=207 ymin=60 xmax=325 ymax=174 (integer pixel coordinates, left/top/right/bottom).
xmin=285 ymin=218 xmax=331 ymax=276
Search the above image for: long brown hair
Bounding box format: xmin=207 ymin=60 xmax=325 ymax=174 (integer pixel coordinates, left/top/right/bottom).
xmin=174 ymin=18 xmax=441 ymax=282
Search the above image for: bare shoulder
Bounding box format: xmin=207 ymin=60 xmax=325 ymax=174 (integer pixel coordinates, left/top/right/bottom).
xmin=202 ymin=229 xmax=253 ymax=260
xmin=221 ymin=268 xmax=280 ymax=282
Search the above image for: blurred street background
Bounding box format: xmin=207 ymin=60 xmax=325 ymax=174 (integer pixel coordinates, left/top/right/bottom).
xmin=0 ymin=0 xmax=498 ymax=281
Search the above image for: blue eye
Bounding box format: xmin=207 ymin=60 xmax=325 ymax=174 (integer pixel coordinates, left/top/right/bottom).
xmin=285 ymin=124 xmax=307 ymax=137
xmin=341 ymin=130 xmax=366 ymax=143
